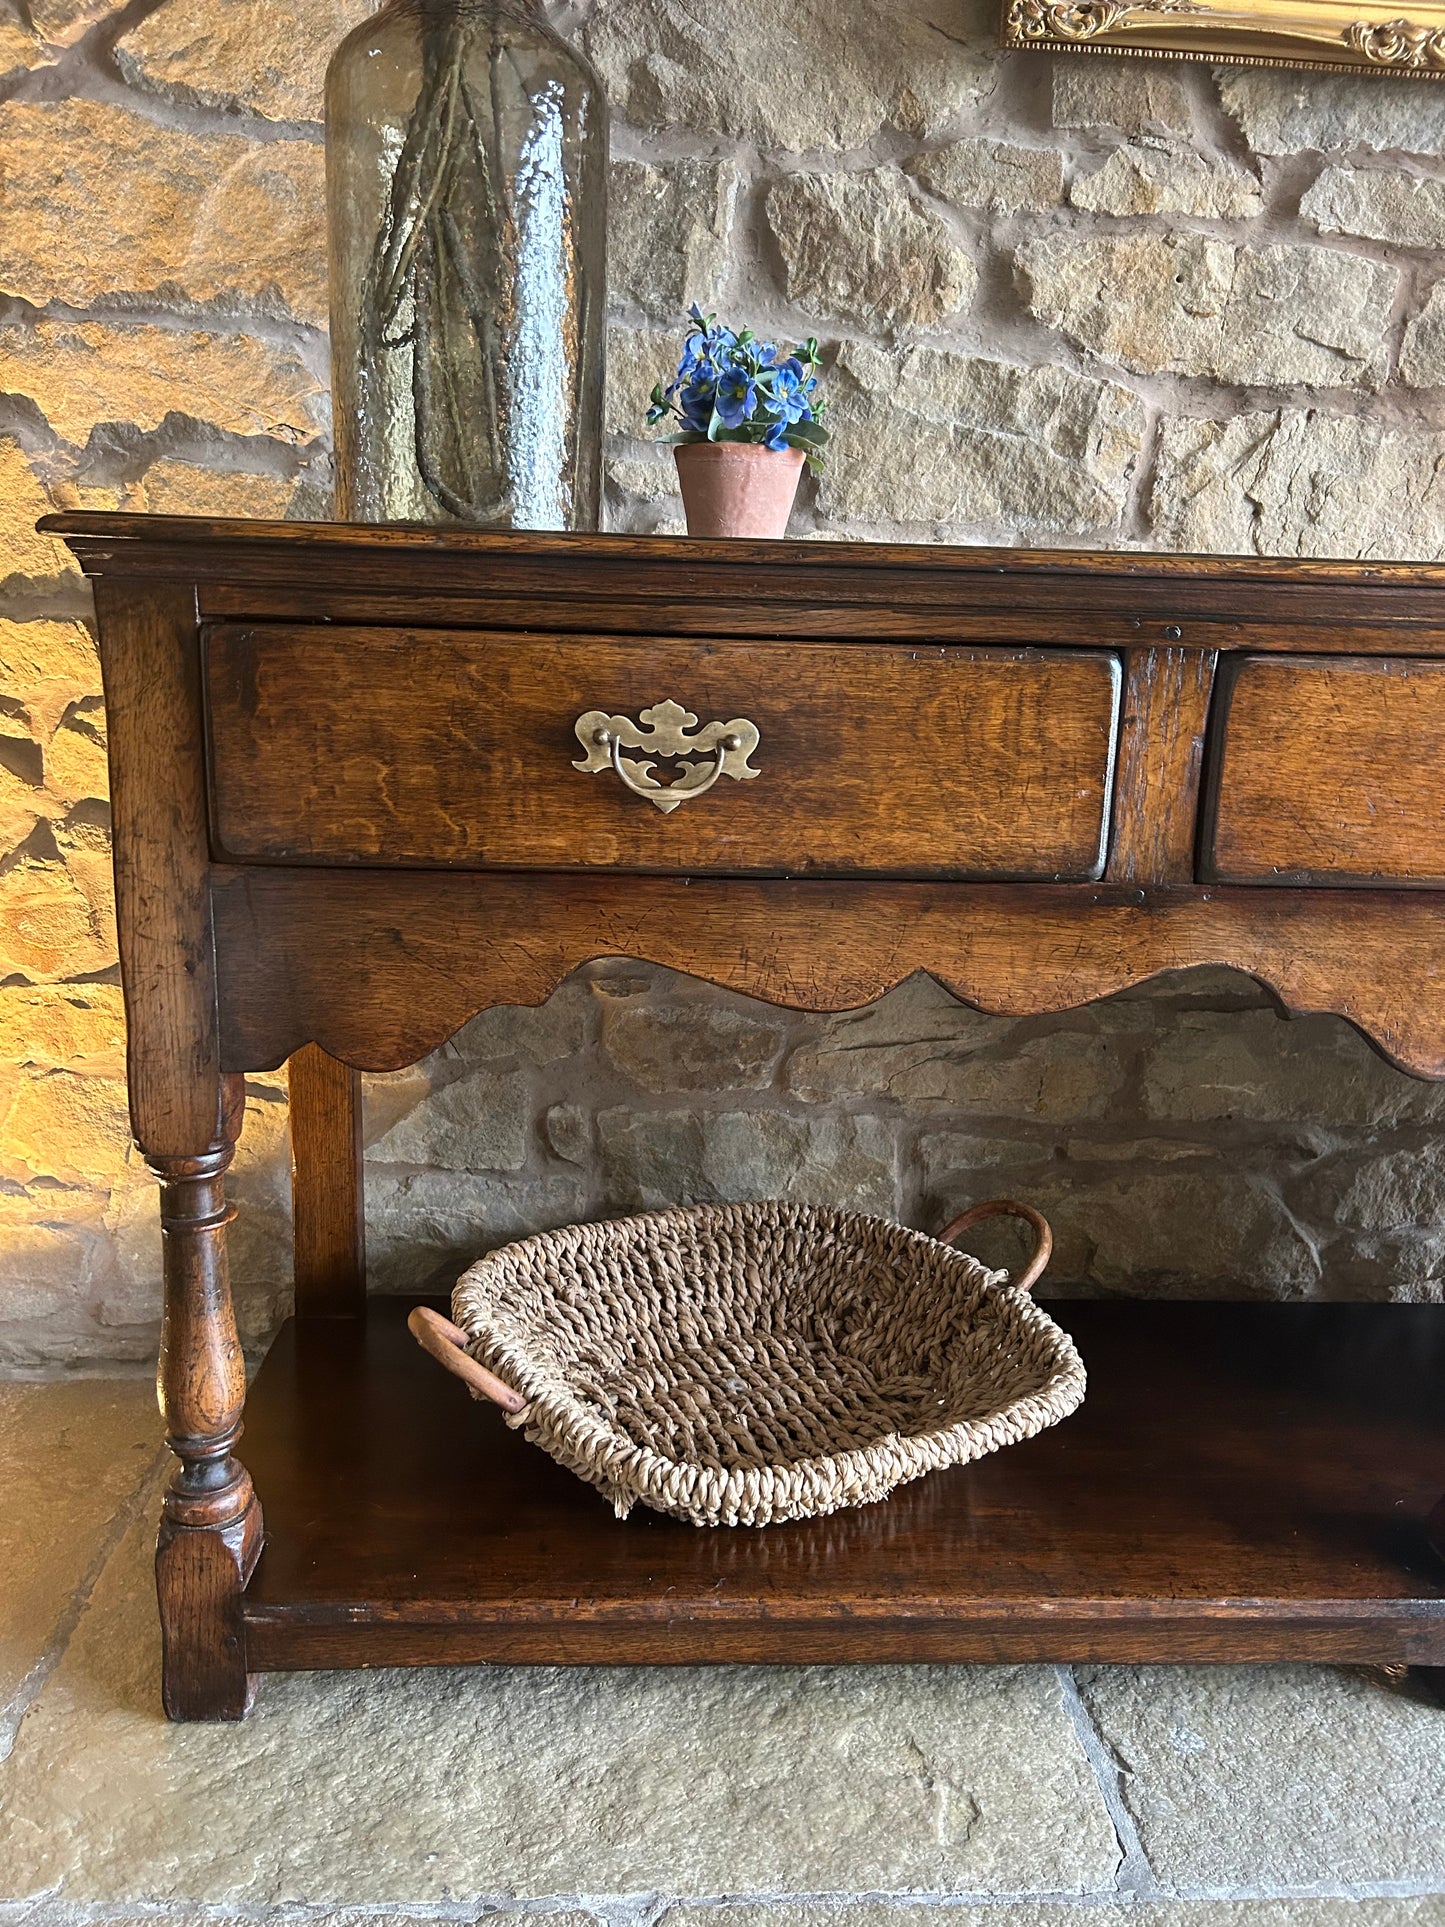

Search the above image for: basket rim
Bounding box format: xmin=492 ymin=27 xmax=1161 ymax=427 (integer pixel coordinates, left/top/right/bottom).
xmin=451 ymin=1199 xmax=1088 ymax=1520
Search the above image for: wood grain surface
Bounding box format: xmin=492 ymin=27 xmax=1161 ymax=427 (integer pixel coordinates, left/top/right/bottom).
xmin=239 ymin=1296 xmax=1445 ymax=1670
xmin=1107 ymin=646 xmax=1217 ymax=884
xmin=287 ymin=1045 xmax=365 ymax=1319
xmin=205 ymin=627 xmax=1121 ymax=880
xmin=42 ymin=510 xmax=1445 ymax=650
xmin=94 ymin=578 xmax=224 ymax=1157
xmin=211 ymin=867 xmax=1445 ymax=1078
xmin=1208 ymin=653 xmax=1445 ymax=886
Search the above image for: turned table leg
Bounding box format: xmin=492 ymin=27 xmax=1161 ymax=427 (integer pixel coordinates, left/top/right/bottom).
xmin=152 ymin=1076 xmax=262 ymax=1721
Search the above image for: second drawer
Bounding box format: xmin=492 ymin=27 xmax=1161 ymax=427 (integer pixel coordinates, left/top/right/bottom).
xmin=205 ymin=627 xmax=1121 ymax=879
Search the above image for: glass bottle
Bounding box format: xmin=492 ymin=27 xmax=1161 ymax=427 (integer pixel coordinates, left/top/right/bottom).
xmin=325 ymin=0 xmax=607 ymax=529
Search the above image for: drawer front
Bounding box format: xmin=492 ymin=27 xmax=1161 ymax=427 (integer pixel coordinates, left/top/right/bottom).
xmin=1207 ymin=654 xmax=1445 ymax=886
xmin=205 ymin=627 xmax=1121 ymax=879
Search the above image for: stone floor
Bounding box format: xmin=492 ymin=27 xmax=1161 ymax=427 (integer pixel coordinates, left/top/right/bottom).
xmin=0 ymin=1379 xmax=1441 ymax=1927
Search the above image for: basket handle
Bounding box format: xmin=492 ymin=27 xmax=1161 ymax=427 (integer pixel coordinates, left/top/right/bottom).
xmin=937 ymin=1199 xmax=1053 ymax=1295
xmin=407 ymin=1306 xmax=528 ymax=1414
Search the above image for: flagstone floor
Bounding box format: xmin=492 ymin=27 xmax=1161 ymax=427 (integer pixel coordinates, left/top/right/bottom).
xmin=1 ymin=1376 xmax=1442 ymax=1927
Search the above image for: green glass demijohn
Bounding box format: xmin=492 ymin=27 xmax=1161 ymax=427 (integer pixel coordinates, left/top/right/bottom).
xmin=325 ymin=0 xmax=607 ymax=529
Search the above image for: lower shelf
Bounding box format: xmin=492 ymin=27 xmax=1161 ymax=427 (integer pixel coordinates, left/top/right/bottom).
xmin=239 ymin=1295 xmax=1445 ymax=1671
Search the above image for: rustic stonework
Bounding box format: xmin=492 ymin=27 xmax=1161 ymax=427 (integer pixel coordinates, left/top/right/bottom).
xmin=0 ymin=443 xmax=72 ymax=588
xmin=1052 ymin=56 xmax=1192 ymax=134
xmin=610 ymin=157 xmax=739 ymax=320
xmin=586 ymin=0 xmax=996 ymax=153
xmin=819 ymin=342 xmax=1142 ymax=536
xmin=115 ymin=0 xmax=371 ymax=120
xmin=0 ymin=98 xmax=326 ymax=324
xmin=0 ymin=320 xmax=326 ymax=446
xmin=1400 ymin=282 xmax=1445 ymax=387
xmin=1302 ymin=166 xmax=1445 ymax=250
xmin=1151 ymin=410 xmax=1445 ymax=559
xmin=136 ymin=461 xmax=298 ymax=518
xmin=1019 ymin=233 xmax=1395 ymax=388
xmin=1068 ymin=147 xmax=1262 ymax=220
xmin=765 ymin=173 xmax=976 ymax=334
xmin=7 ymin=0 xmax=1445 ymax=1362
xmin=909 ymin=139 xmax=1064 ymax=214
xmin=1216 ymin=67 xmax=1445 ymax=155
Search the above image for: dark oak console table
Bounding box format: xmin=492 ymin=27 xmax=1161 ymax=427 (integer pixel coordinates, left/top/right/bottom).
xmin=45 ymin=513 xmax=1445 ymax=1720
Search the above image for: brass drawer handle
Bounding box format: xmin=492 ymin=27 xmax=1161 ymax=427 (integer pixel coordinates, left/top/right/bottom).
xmin=573 ymin=699 xmax=760 ymax=815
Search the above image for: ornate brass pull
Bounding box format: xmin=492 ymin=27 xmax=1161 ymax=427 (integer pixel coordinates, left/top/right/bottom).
xmin=573 ymin=699 xmax=761 ymax=815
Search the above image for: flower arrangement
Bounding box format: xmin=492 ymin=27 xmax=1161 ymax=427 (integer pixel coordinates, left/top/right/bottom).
xmin=648 ymin=306 xmax=829 ymax=471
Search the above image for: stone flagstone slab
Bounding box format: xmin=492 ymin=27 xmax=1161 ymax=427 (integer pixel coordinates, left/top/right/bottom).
xmin=666 ymin=1903 xmax=1445 ymax=1926
xmin=0 ymin=1377 xmax=159 ymax=1731
xmin=1076 ymin=1664 xmax=1445 ymax=1888
xmin=0 ymin=1511 xmax=1117 ymax=1906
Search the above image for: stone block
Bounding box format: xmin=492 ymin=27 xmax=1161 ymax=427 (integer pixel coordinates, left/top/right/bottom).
xmin=1152 ymin=409 xmax=1445 ymax=559
xmin=0 ymin=99 xmax=326 ymax=325
xmin=598 ymin=1106 xmax=897 ymax=1214
xmin=0 ymin=441 xmax=72 ymax=589
xmin=787 ymin=976 xmax=1009 ymax=1102
xmin=367 ymin=1066 xmax=530 ymax=1172
xmin=766 ymin=172 xmax=975 ymax=333
xmin=0 ymin=758 xmax=43 ymax=856
xmin=115 ymin=0 xmax=372 ymax=121
xmin=586 ymin=0 xmax=995 ymax=153
xmin=601 ymin=995 xmax=787 ymax=1092
xmin=1141 ymin=1007 xmax=1444 ymax=1125
xmin=610 ymin=156 xmax=738 ymax=319
xmin=1401 ymin=281 xmax=1445 ymax=387
xmin=909 ymin=139 xmax=1065 ymax=213
xmin=1303 ymin=165 xmax=1445 ymax=248
xmin=0 ymin=12 xmax=37 ymax=76
xmin=1020 ymin=232 xmax=1393 ymax=388
xmin=363 ymin=1168 xmax=585 ymax=1292
xmin=41 ymin=703 xmax=108 ymax=812
xmin=1294 ymin=1141 xmax=1445 ymax=1238
xmin=922 ymin=1160 xmax=1321 ymax=1296
xmin=1069 ymin=147 xmax=1261 ymax=219
xmin=0 ymin=319 xmax=326 ymax=448
xmin=607 ymin=325 xmax=678 ymax=436
xmin=607 ymin=448 xmax=678 ymax=504
xmin=1078 ymin=1664 xmax=1445 ymax=1885
xmin=668 ymin=1902 xmax=1445 ymax=1927
xmin=818 ymin=341 xmax=1142 ymax=537
xmin=789 ymin=981 xmax=1131 ymax=1118
xmin=544 ymin=1102 xmax=590 ymax=1163
xmin=0 ymin=1378 xmax=159 ymax=1724
xmin=1217 ymin=67 xmax=1445 ymax=155
xmin=0 ymin=840 xmax=116 ymax=983
xmin=444 ymin=980 xmax=592 ymax=1066
xmin=138 ymin=461 xmax=297 ymax=519
xmin=0 ymin=1502 xmax=1118 ymax=1900
xmin=1052 ymin=57 xmax=1191 ymax=135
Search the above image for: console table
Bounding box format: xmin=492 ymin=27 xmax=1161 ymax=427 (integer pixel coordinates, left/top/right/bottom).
xmin=45 ymin=513 xmax=1445 ymax=1721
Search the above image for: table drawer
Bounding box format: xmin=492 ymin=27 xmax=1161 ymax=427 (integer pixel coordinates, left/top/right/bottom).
xmin=204 ymin=627 xmax=1121 ymax=878
xmin=1206 ymin=654 xmax=1445 ymax=886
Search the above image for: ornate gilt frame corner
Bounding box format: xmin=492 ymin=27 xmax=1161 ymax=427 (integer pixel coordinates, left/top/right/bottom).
xmin=1002 ymin=0 xmax=1445 ymax=75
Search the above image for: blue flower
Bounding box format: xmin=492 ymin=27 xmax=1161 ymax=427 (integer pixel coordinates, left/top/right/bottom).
xmin=762 ymin=416 xmax=792 ymax=451
xmin=765 ymin=361 xmax=811 ymax=428
xmin=714 ymin=366 xmax=756 ymax=429
xmin=678 ymin=376 xmax=717 ymax=431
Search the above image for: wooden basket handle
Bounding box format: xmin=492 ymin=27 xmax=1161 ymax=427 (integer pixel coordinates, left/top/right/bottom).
xmin=407 ymin=1306 xmax=528 ymax=1414
xmin=937 ymin=1199 xmax=1053 ymax=1295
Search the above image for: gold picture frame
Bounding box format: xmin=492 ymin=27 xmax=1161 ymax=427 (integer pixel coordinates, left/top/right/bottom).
xmin=1002 ymin=0 xmax=1445 ymax=75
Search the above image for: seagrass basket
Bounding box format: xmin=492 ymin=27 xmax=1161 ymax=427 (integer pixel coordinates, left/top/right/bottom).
xmin=409 ymin=1198 xmax=1086 ymax=1528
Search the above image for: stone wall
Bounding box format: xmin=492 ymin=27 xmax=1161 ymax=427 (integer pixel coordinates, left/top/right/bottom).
xmin=3 ymin=0 xmax=1445 ymax=1363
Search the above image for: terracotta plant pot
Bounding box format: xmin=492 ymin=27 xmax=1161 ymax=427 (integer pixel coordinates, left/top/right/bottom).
xmin=674 ymin=441 xmax=805 ymax=539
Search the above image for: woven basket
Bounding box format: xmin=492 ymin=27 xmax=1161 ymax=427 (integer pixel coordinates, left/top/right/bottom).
xmin=409 ymin=1198 xmax=1086 ymax=1528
